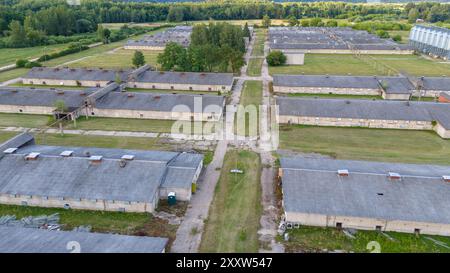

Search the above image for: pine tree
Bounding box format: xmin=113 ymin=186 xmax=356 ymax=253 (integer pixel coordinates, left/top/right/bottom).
xmin=132 ymin=51 xmax=146 ymax=68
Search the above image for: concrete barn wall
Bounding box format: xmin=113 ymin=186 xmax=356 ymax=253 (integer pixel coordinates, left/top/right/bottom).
xmin=278 ymin=49 xmax=413 ymax=55
xmin=159 ymin=187 xmax=191 ymax=201
xmin=381 ymin=91 xmax=411 ymax=100
xmin=23 ymin=78 xmax=111 ymax=88
xmin=90 ymin=108 xmax=221 ymax=121
xmin=284 ymin=53 xmax=305 ymax=65
xmin=413 ymin=90 xmax=445 ymax=98
xmin=124 ymin=45 xmax=165 ymax=51
xmin=434 ymin=122 xmax=450 ymax=139
xmin=273 ymin=86 xmax=380 ymax=96
xmin=0 ymin=104 xmax=55 ymax=115
xmin=0 ymin=193 xmax=154 ymax=213
xmin=127 ymin=82 xmax=231 ymax=92
xmin=285 ymin=211 xmax=450 ymax=236
xmin=278 ymin=115 xmax=433 ymax=130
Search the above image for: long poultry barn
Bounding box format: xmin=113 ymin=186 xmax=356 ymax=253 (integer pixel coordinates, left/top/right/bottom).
xmin=276 ymin=97 xmax=450 ymax=138
xmin=279 ymin=156 xmax=450 ymax=236
xmin=0 ymin=133 xmax=204 ymax=212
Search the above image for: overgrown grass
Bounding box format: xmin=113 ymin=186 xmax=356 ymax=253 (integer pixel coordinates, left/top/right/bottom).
xmin=200 ymin=150 xmax=262 ymax=253
xmin=67 ymin=49 xmax=161 ymax=69
xmin=0 ymin=113 xmax=51 ymax=128
xmin=0 ymin=132 xmax=18 ymax=143
xmin=247 ymin=58 xmax=263 ymax=76
xmin=64 ymin=117 xmax=176 ymax=133
xmin=269 ymin=54 xmax=450 ymax=76
xmin=236 ymin=80 xmax=262 ymax=136
xmin=125 ymin=88 xmax=215 ymax=95
xmin=0 ymin=68 xmax=29 ymax=83
xmin=279 ymin=125 xmax=450 ymax=165
xmin=252 ymin=29 xmax=266 ymax=57
xmin=283 ymin=226 xmax=450 ymax=253
xmin=0 ymin=204 xmax=179 ymax=248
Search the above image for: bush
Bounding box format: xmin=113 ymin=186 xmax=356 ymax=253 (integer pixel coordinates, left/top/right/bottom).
xmin=24 ymin=61 xmax=42 ymax=68
xmin=266 ymin=50 xmax=287 ymax=66
xmin=376 ymin=30 xmax=390 ymax=39
xmin=16 ymin=59 xmax=28 ymax=68
xmin=392 ymin=34 xmax=402 ymax=42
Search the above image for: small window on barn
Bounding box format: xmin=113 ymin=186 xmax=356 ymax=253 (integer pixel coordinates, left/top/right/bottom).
xmin=43 ymin=81 xmax=47 ymax=85
xmin=336 ymin=222 xmax=342 ymax=229
xmin=208 ymin=87 xmax=212 ymax=91
xmin=189 ymin=87 xmax=193 ymax=90
xmin=19 ymin=109 xmax=23 ymax=113
xmin=152 ymin=85 xmax=156 ymax=89
xmin=171 ymin=86 xmax=174 ymax=90
xmin=96 ymin=83 xmax=100 ymax=87
xmin=375 ymin=226 xmax=382 ymax=232
xmin=414 ymin=228 xmax=421 ymax=235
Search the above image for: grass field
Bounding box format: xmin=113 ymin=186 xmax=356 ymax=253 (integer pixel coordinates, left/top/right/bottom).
xmin=67 ymin=49 xmax=162 ymax=69
xmin=283 ymin=226 xmax=450 ymax=253
xmin=63 ymin=117 xmax=176 ymax=133
xmin=8 ymin=83 xmax=87 ymax=90
xmin=0 ymin=44 xmax=69 ymax=67
xmin=0 ymin=132 xmax=18 ymax=143
xmin=0 ymin=204 xmax=179 ymax=249
xmin=34 ymin=133 xmax=173 ymax=151
xmin=283 ymin=93 xmax=382 ymax=100
xmin=388 ymin=30 xmax=410 ymax=44
xmin=252 ymin=29 xmax=266 ymax=57
xmin=0 ymin=68 xmax=29 ymax=83
xmin=247 ymin=58 xmax=263 ymax=76
xmin=200 ymin=150 xmax=262 ymax=253
xmin=41 ymin=28 xmax=167 ymax=67
xmin=236 ymin=80 xmax=262 ymax=136
xmin=269 ymin=54 xmax=450 ymax=76
xmin=279 ymin=125 xmax=450 ymax=165
xmin=0 ymin=113 xmax=51 ymax=128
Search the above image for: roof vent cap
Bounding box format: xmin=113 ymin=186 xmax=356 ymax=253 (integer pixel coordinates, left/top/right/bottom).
xmin=60 ymin=150 xmax=74 ymax=157
xmin=25 ymin=152 xmax=40 ymax=160
xmin=388 ymin=172 xmax=401 ymax=180
xmin=121 ymin=155 xmax=135 ymax=161
xmin=3 ymin=148 xmax=18 ymax=154
xmin=89 ymin=155 xmax=103 ymax=162
xmin=337 ymin=169 xmax=349 ymax=177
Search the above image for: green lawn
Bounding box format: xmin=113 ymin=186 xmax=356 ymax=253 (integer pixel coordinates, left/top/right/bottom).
xmin=388 ymin=30 xmax=410 ymax=44
xmin=269 ymin=54 xmax=450 ymax=77
xmin=283 ymin=226 xmax=450 ymax=253
xmin=0 ymin=204 xmax=178 ymax=248
xmin=67 ymin=49 xmax=161 ymax=69
xmin=279 ymin=125 xmax=450 ymax=165
xmin=34 ymin=133 xmax=173 ymax=150
xmin=0 ymin=113 xmax=51 ymax=128
xmin=252 ymin=29 xmax=266 ymax=57
xmin=200 ymin=150 xmax=262 ymax=253
xmin=42 ymin=28 xmax=168 ymax=67
xmin=284 ymin=93 xmax=382 ymax=100
xmin=0 ymin=44 xmax=69 ymax=67
xmin=0 ymin=68 xmax=29 ymax=83
xmin=64 ymin=117 xmax=176 ymax=133
xmin=247 ymin=58 xmax=263 ymax=76
xmin=0 ymin=132 xmax=18 ymax=143
xmin=236 ymin=80 xmax=262 ymax=136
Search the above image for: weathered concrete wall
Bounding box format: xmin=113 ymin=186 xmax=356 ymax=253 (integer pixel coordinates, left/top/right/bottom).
xmin=124 ymin=45 xmax=165 ymax=51
xmin=279 ymin=49 xmax=413 ymax=55
xmin=159 ymin=188 xmax=191 ymax=201
xmin=434 ymin=122 xmax=450 ymax=139
xmin=0 ymin=193 xmax=154 ymax=213
xmin=285 ymin=211 xmax=450 ymax=236
xmin=413 ymin=90 xmax=444 ymax=98
xmin=274 ymin=86 xmax=380 ymax=96
xmin=127 ymin=82 xmax=231 ymax=92
xmin=381 ymin=91 xmax=411 ymax=101
xmin=278 ymin=115 xmax=433 ymax=130
xmin=90 ymin=108 xmax=221 ymax=121
xmin=23 ymin=78 xmax=110 ymax=87
xmin=0 ymin=104 xmax=55 ymax=115
xmin=284 ymin=53 xmax=305 ymax=65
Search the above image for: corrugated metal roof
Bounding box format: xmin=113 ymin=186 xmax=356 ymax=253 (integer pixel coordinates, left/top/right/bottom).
xmin=0 ymin=139 xmax=204 ymax=203
xmin=273 ymin=75 xmax=380 ymax=89
xmin=0 ymin=226 xmax=168 ymax=253
xmin=95 ymin=92 xmax=225 ymax=113
xmin=0 ymin=87 xmax=93 ymax=108
xmin=281 ymin=156 xmax=450 ymax=225
xmin=24 ymin=67 xmax=131 ymax=82
xmin=135 ymin=71 xmax=234 ymax=86
xmin=277 ymin=97 xmax=450 ymax=128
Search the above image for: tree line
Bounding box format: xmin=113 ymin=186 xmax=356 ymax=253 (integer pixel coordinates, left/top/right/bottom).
xmin=1 ymin=0 xmax=449 ymax=48
xmin=157 ymin=22 xmax=249 ymax=73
